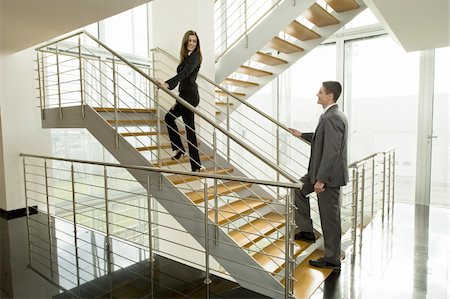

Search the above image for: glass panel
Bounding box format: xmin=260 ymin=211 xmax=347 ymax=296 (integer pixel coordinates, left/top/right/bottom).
xmin=431 ymin=47 xmax=450 ymax=208
xmin=345 ymin=36 xmax=420 ymax=204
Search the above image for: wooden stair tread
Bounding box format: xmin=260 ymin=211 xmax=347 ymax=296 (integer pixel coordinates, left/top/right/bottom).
xmin=236 ymin=65 xmax=273 ymax=77
xmin=283 ymin=20 xmax=321 ymax=41
xmin=268 ymin=36 xmax=304 ymax=54
xmin=229 ymin=212 xmax=285 ymax=248
xmin=136 ymin=142 xmax=188 ymax=152
xmin=303 ymin=3 xmax=340 ymax=28
xmin=186 ymin=181 xmax=252 ymax=204
xmin=252 ymin=237 xmax=310 ymax=274
xmin=154 ymin=154 xmax=212 ymax=167
xmin=215 ymin=90 xmax=246 ymax=97
xmin=107 ymin=119 xmax=159 ymax=126
xmin=121 ymin=130 xmax=184 ymax=137
xmin=223 ymin=78 xmax=259 ymax=88
xmin=210 ymin=197 xmax=269 ymax=225
xmin=282 ymin=249 xmax=333 ymax=299
xmin=324 ymin=0 xmax=360 ymax=12
xmin=215 ymin=101 xmax=234 ymax=106
xmin=251 ymin=51 xmax=288 ymax=66
xmin=94 ymin=107 xmax=156 ymax=113
xmin=167 ymin=167 xmax=234 ymax=185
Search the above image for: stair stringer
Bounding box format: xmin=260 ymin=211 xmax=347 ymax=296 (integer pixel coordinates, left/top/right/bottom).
xmin=215 ymin=0 xmax=316 ymax=83
xmin=41 ymin=105 xmax=288 ymax=299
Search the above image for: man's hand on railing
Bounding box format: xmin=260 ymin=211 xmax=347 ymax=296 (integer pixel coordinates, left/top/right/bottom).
xmin=288 ymin=128 xmax=302 ymax=138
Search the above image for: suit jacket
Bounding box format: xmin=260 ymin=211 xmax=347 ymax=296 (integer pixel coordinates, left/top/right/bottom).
xmin=165 ymin=51 xmax=201 ymax=107
xmin=303 ymin=105 xmax=348 ymax=187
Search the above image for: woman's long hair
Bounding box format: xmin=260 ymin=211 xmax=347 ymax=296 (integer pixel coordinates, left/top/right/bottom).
xmin=180 ymin=30 xmax=202 ymax=64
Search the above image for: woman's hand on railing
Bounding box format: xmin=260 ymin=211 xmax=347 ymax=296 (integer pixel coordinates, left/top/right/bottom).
xmin=156 ymin=79 xmax=169 ymax=89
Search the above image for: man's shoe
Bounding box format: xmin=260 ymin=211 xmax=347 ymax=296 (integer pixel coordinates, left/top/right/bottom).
xmin=309 ymin=258 xmax=341 ymax=270
xmin=294 ymin=231 xmax=315 ymax=243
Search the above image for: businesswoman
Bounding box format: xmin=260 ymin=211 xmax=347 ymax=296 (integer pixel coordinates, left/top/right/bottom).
xmin=157 ymin=30 xmax=203 ymax=172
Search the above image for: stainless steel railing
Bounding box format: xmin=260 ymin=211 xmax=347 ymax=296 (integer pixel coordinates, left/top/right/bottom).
xmin=22 ymin=153 xmax=299 ymax=298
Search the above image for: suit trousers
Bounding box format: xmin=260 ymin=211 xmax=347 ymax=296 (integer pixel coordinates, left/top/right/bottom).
xmin=164 ymin=102 xmax=201 ymax=171
xmin=294 ymin=174 xmax=342 ymax=265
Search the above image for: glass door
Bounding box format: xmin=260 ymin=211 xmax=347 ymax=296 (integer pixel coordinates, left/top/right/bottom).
xmin=430 ymin=47 xmax=450 ymax=208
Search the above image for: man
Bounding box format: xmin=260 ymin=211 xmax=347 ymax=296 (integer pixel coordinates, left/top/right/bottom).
xmin=289 ymin=81 xmax=348 ymax=270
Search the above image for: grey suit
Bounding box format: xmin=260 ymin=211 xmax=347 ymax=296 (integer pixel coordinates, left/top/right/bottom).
xmin=295 ymin=105 xmax=348 ymax=265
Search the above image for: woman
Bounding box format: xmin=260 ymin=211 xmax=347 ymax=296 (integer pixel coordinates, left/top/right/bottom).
xmin=157 ymin=30 xmax=204 ymax=172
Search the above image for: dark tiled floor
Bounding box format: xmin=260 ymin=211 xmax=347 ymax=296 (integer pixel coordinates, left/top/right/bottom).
xmin=1 ymin=203 xmax=449 ymax=298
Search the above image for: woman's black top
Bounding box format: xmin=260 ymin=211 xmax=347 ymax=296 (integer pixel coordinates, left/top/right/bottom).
xmin=165 ymin=51 xmax=201 ymax=107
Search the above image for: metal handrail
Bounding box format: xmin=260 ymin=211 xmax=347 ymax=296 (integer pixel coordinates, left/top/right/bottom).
xmin=38 ymin=30 xmax=299 ymax=184
xmin=214 ymin=0 xmax=283 ymax=60
xmin=152 ymin=47 xmax=311 ymax=146
xmin=20 ymin=153 xmax=301 ymax=189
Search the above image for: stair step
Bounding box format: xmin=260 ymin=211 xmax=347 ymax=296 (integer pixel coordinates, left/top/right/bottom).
xmin=186 ymin=181 xmax=252 ymax=204
xmin=252 ymin=237 xmax=310 ymax=274
xmin=229 ymin=212 xmax=285 ymax=248
xmin=223 ymin=78 xmax=259 ymax=88
xmin=303 ymin=3 xmax=340 ymax=28
xmin=267 ymin=36 xmax=304 ymax=54
xmin=94 ymin=107 xmax=156 ymax=113
xmin=215 ymin=101 xmax=234 ymax=107
xmin=210 ymin=197 xmax=269 ymax=226
xmin=282 ymin=249 xmax=333 ymax=299
xmin=324 ymin=0 xmax=360 ymax=12
xmin=136 ymin=143 xmax=174 ymax=151
xmin=215 ymin=90 xmax=246 ymax=97
xmin=283 ymin=20 xmax=321 ymax=41
xmin=236 ymin=65 xmax=273 ymax=77
xmin=251 ymin=51 xmax=288 ymax=66
xmin=167 ymin=167 xmax=234 ymax=185
xmin=154 ymin=154 xmax=212 ymax=167
xmin=107 ymin=119 xmax=160 ymax=126
xmin=121 ymin=130 xmax=185 ymax=137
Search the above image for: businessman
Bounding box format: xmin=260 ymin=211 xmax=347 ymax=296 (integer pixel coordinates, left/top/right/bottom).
xmin=289 ymin=81 xmax=348 ymax=270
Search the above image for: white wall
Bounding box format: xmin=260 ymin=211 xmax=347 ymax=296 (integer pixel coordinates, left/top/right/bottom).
xmin=0 ymin=107 xmax=6 ymax=209
xmin=0 ymin=49 xmax=52 ymax=211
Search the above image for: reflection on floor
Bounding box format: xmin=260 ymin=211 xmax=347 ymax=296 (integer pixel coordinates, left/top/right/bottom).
xmin=1 ymin=203 xmax=449 ymax=298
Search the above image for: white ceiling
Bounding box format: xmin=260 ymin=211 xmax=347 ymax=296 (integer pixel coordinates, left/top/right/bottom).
xmin=0 ymin=0 xmax=151 ymax=54
xmin=364 ymin=0 xmax=449 ymax=52
xmin=0 ymin=0 xmax=448 ymax=54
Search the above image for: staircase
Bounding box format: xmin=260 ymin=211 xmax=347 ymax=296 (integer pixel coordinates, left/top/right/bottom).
xmin=34 ymin=30 xmax=392 ymax=298
xmin=214 ymin=0 xmax=366 ymax=115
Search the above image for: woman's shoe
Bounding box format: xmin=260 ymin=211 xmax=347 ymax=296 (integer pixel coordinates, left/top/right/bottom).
xmin=171 ymin=150 xmax=185 ymax=160
xmin=192 ymin=165 xmax=206 ymax=172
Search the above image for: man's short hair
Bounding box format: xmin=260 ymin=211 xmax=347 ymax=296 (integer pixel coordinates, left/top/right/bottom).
xmin=322 ymin=81 xmax=342 ymax=102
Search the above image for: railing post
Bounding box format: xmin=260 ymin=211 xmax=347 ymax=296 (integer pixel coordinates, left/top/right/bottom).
xmin=147 ymin=172 xmax=155 ymax=262
xmin=371 ymin=157 xmax=375 ymax=217
xmin=392 ymin=150 xmax=396 ymax=214
xmin=40 ymin=52 xmax=47 ymax=119
xmin=36 ymin=52 xmax=45 ymax=120
xmin=112 ymin=57 xmax=119 ymax=148
xmin=226 ymin=95 xmax=230 ymax=162
xmin=71 ymin=163 xmax=81 ymax=286
xmin=359 ymin=165 xmax=365 ymax=251
xmin=382 ymin=153 xmax=386 ymax=222
xmin=285 ymin=188 xmax=295 ymax=299
xmin=387 ymin=151 xmax=392 ymax=216
xmin=203 ymin=179 xmax=212 ymax=285
xmin=77 ymin=35 xmax=85 ymax=119
xmin=244 ymin=0 xmax=248 ymax=48
xmin=103 ymin=166 xmax=112 ymax=274
xmin=351 ymin=167 xmax=359 ymax=259
xmin=156 ymin=88 xmax=162 ymax=167
xmin=55 ymin=44 xmax=62 ymax=119
xmin=213 ymin=130 xmax=219 ymax=243
xmin=44 ymin=160 xmax=55 ymax=280
xmin=23 ymin=157 xmax=32 ymax=266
